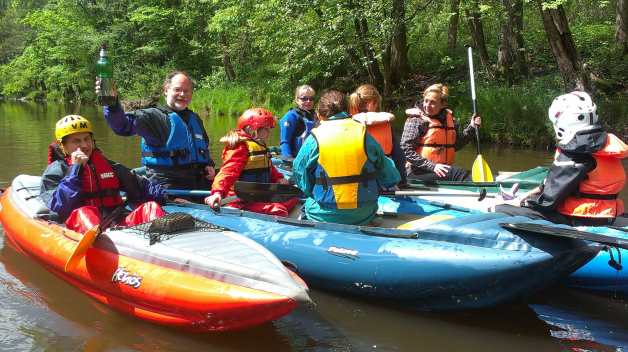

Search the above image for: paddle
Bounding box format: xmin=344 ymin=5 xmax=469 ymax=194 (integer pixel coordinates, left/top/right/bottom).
xmin=233 ymin=181 xmax=488 ymax=203
xmin=64 ymin=198 xmax=131 ymax=272
xmin=465 ymin=44 xmax=494 ymax=182
xmin=500 ymin=222 xmax=628 ymax=250
xmin=165 ymin=190 xmax=237 ymax=204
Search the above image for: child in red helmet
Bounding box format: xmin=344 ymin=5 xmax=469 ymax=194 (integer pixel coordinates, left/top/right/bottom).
xmin=205 ymin=108 xmax=297 ymax=217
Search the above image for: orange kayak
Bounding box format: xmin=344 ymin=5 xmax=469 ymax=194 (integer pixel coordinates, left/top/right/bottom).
xmin=0 ymin=175 xmax=313 ymax=332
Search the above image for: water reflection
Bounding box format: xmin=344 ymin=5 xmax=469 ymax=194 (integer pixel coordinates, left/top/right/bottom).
xmin=0 ymin=101 xmax=627 ymax=351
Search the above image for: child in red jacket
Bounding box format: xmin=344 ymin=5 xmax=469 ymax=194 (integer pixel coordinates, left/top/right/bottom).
xmin=205 ymin=108 xmax=297 ymax=217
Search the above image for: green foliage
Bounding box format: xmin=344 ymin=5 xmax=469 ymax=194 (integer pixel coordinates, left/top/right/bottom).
xmin=1 ymin=0 xmax=628 ymax=147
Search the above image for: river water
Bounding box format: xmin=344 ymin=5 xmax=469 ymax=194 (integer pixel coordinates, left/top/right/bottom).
xmin=0 ymin=100 xmax=626 ymax=352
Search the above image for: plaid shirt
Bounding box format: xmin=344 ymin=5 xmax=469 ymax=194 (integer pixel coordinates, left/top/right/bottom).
xmin=400 ymin=107 xmax=476 ymax=173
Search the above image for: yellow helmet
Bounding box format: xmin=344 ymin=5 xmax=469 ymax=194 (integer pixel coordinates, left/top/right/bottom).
xmin=55 ymin=115 xmax=92 ymax=143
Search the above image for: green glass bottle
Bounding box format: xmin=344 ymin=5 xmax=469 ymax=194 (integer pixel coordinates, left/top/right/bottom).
xmin=97 ymin=44 xmax=115 ymax=106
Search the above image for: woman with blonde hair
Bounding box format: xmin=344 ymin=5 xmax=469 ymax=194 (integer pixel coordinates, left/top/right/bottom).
xmin=293 ymin=90 xmax=400 ymax=225
xmin=400 ymin=83 xmax=481 ymax=181
xmin=279 ymin=85 xmax=317 ymax=157
xmin=205 ymin=108 xmax=296 ymax=217
xmin=349 ymin=84 xmax=407 ymax=186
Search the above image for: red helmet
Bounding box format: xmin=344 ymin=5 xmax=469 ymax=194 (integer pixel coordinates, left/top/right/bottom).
xmin=238 ymin=108 xmax=276 ymax=130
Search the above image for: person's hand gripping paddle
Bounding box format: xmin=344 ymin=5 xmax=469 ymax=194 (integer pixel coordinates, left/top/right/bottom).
xmin=466 ymin=44 xmax=493 ymax=182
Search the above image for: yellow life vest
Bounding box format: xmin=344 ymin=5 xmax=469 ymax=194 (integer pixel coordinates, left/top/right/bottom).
xmin=311 ymin=118 xmax=379 ymax=209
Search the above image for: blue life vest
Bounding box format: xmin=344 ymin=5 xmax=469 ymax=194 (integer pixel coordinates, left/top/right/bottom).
xmin=291 ymin=108 xmax=317 ymax=155
xmin=141 ymin=110 xmax=210 ymax=167
xmin=310 ymin=115 xmax=379 ymax=209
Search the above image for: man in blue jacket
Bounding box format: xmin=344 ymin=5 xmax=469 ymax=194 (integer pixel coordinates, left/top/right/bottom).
xmin=96 ymin=71 xmax=215 ymax=191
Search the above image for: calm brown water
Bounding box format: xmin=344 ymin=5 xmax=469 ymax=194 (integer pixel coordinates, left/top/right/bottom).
xmin=0 ymin=100 xmax=626 ymax=352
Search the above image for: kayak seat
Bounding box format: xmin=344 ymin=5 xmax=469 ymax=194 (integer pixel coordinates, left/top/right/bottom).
xmin=11 ymin=174 xmax=52 ymax=221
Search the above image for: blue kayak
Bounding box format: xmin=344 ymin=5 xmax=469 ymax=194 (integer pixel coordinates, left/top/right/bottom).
xmin=163 ymin=200 xmax=599 ymax=311
xmin=272 ymin=160 xmax=628 ymax=295
xmin=379 ymin=195 xmax=628 ymax=295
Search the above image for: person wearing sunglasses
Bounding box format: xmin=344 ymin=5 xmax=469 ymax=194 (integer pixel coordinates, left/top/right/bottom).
xmin=279 ymin=85 xmax=318 ymax=157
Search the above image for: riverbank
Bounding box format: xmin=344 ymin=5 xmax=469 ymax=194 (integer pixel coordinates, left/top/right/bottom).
xmin=4 ymin=80 xmax=627 ymax=149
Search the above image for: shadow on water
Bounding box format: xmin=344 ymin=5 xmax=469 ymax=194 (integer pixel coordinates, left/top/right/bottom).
xmin=0 ymin=233 xmax=353 ymax=352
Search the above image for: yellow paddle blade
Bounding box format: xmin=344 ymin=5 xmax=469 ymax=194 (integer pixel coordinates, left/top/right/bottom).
xmin=64 ymin=225 xmax=101 ymax=272
xmin=398 ymin=215 xmax=455 ymax=231
xmin=472 ymin=154 xmax=494 ymax=182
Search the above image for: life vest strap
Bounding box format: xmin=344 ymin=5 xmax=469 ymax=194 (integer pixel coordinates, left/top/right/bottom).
xmin=241 ymin=167 xmax=270 ymax=175
xmin=572 ymin=189 xmax=619 ymax=200
xmin=427 ymin=126 xmax=456 ymax=130
xmin=82 ymin=188 xmax=121 ymax=202
xmin=315 ymin=169 xmax=376 ymax=190
xmin=142 ymin=148 xmax=189 ymax=158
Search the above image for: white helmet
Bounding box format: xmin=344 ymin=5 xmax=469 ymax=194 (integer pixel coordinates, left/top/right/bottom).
xmin=548 ymin=91 xmax=598 ymax=143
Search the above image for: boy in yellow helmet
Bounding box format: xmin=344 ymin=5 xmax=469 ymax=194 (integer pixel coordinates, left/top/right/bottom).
xmin=40 ymin=115 xmax=170 ymax=233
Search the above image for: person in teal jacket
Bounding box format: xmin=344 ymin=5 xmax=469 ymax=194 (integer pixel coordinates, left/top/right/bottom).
xmin=293 ymin=90 xmax=400 ymax=226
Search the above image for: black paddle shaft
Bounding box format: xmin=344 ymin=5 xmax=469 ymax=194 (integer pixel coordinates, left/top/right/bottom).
xmin=500 ymin=222 xmax=628 ymax=250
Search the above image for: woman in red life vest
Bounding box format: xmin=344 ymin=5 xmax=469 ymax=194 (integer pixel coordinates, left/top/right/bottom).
xmin=40 ymin=115 xmax=169 ymax=233
xmin=400 ymin=84 xmax=481 ymax=181
xmin=205 ymin=109 xmax=297 ymax=217
xmin=494 ymin=91 xmax=628 ymax=227
xmin=349 ymin=84 xmax=408 ymax=187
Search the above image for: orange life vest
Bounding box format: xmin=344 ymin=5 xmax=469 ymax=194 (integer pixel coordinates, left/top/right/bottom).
xmin=353 ymin=112 xmax=395 ymax=155
xmin=557 ymin=133 xmax=628 ymax=218
xmin=416 ymin=110 xmax=456 ymax=165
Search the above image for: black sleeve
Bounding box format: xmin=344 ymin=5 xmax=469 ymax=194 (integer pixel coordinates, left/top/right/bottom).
xmin=133 ymin=108 xmax=173 ymax=147
xmin=107 ymin=157 xmax=142 ymax=199
xmin=526 ymin=152 xmax=596 ymax=211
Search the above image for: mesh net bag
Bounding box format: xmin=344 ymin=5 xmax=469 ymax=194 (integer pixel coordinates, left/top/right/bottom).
xmin=127 ymin=212 xmax=229 ymax=245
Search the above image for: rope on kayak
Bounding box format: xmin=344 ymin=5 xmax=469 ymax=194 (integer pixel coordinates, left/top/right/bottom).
xmin=128 ymin=212 xmax=230 ymax=245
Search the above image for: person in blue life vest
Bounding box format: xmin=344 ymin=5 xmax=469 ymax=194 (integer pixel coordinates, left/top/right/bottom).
xmin=293 ymin=90 xmax=401 ymax=226
xmin=400 ymin=84 xmax=481 ymax=181
xmin=279 ymin=85 xmax=318 ymax=157
xmin=349 ymin=84 xmax=408 ymax=187
xmin=40 ymin=115 xmax=170 ymax=234
xmin=95 ymin=71 xmax=215 ymax=194
xmin=494 ymin=91 xmax=628 ymax=227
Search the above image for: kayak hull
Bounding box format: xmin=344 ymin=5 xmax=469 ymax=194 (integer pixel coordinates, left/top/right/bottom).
xmin=164 ymin=202 xmax=599 ymax=311
xmin=0 ymin=176 xmax=313 ymax=331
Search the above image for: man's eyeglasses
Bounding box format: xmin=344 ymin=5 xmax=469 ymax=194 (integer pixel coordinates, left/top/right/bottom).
xmin=299 ymin=96 xmax=314 ymax=102
xmin=171 ymin=88 xmax=193 ymax=95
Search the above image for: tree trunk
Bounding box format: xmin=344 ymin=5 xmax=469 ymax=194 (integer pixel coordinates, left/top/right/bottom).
xmin=220 ymin=33 xmax=236 ymax=82
xmin=616 ymin=0 xmax=628 ymax=54
xmin=447 ymin=0 xmax=461 ymax=56
xmin=354 ymin=18 xmax=384 ymax=90
xmin=511 ymin=0 xmax=528 ymax=76
xmin=536 ymin=0 xmax=588 ymax=91
xmin=497 ymin=0 xmax=528 ymax=84
xmin=464 ymin=1 xmax=490 ymax=73
xmin=390 ymin=0 xmax=409 ymax=84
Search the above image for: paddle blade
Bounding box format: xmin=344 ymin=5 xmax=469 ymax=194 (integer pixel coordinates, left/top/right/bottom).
xmin=64 ymin=225 xmax=101 ymax=272
xmin=233 ymin=181 xmax=303 ymax=203
xmin=472 ymin=155 xmax=494 ymax=182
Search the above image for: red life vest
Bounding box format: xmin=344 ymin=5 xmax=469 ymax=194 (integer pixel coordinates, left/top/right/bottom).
xmin=557 ymin=133 xmax=628 ymax=218
xmin=64 ymin=150 xmax=122 ymax=208
xmin=416 ymin=110 xmax=456 ymax=165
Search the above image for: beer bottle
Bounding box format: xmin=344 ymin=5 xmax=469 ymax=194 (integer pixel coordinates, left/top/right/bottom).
xmin=97 ymin=44 xmax=115 ymax=106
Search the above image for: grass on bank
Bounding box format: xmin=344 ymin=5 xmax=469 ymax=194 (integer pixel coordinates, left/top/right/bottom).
xmin=183 ymin=76 xmax=628 ymax=149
